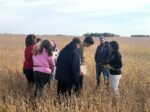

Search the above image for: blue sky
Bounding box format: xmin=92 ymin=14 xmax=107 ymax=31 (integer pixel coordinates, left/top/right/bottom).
xmin=0 ymin=0 xmax=150 ymax=36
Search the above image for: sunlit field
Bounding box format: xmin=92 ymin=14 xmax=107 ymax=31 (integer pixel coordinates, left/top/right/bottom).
xmin=0 ymin=34 xmax=150 ymax=112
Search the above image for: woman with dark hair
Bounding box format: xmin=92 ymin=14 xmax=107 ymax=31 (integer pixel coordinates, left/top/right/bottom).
xmin=55 ymin=38 xmax=81 ymax=96
xmin=25 ymin=34 xmax=36 ymax=47
xmin=23 ymin=34 xmax=36 ymax=92
xmin=33 ymin=39 xmax=55 ymax=97
xmin=108 ymin=41 xmax=122 ymax=95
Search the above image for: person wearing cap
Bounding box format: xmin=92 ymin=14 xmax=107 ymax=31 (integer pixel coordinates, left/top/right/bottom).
xmin=75 ymin=36 xmax=94 ymax=94
xmin=95 ymin=36 xmax=112 ymax=87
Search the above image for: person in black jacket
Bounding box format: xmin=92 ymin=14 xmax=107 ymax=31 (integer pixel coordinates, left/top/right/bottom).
xmin=55 ymin=38 xmax=81 ymax=96
xmin=95 ymin=36 xmax=112 ymax=87
xmin=108 ymin=41 xmax=122 ymax=95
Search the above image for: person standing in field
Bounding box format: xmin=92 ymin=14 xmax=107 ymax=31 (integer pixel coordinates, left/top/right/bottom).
xmin=55 ymin=38 xmax=81 ymax=97
xmin=32 ymin=39 xmax=55 ymax=97
xmin=74 ymin=36 xmax=94 ymax=94
xmin=95 ymin=36 xmax=112 ymax=87
xmin=108 ymin=41 xmax=122 ymax=95
xmin=50 ymin=40 xmax=59 ymax=80
xmin=34 ymin=37 xmax=42 ymax=50
xmin=23 ymin=34 xmax=36 ymax=92
xmin=50 ymin=40 xmax=59 ymax=63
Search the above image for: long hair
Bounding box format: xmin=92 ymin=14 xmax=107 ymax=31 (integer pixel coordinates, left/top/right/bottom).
xmin=25 ymin=34 xmax=36 ymax=47
xmin=33 ymin=39 xmax=53 ymax=56
xmin=110 ymin=41 xmax=119 ymax=51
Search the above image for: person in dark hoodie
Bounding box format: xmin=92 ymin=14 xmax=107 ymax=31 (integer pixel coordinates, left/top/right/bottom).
xmin=108 ymin=41 xmax=122 ymax=95
xmin=55 ymin=38 xmax=81 ymax=96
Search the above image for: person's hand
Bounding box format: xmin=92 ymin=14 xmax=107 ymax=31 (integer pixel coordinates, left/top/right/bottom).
xmin=104 ymin=65 xmax=114 ymax=69
xmin=80 ymin=71 xmax=84 ymax=76
xmin=106 ymin=65 xmax=111 ymax=68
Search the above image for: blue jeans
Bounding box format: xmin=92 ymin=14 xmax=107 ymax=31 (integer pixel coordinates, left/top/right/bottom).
xmin=96 ymin=65 xmax=110 ymax=85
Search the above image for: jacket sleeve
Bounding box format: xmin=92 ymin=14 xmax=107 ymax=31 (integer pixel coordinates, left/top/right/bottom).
xmin=80 ymin=47 xmax=85 ymax=65
xmin=72 ymin=51 xmax=80 ymax=83
xmin=49 ymin=56 xmax=55 ymax=71
xmin=95 ymin=46 xmax=99 ymax=63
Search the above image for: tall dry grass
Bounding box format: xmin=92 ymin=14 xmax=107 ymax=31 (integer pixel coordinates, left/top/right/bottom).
xmin=0 ymin=35 xmax=150 ymax=112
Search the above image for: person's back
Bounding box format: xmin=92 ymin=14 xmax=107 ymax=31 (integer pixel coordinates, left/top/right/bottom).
xmin=32 ymin=39 xmax=55 ymax=97
xmin=33 ymin=49 xmax=55 ymax=74
xmin=56 ymin=41 xmax=81 ymax=96
xmin=109 ymin=51 xmax=122 ymax=75
xmin=24 ymin=45 xmax=34 ymax=69
xmin=56 ymin=42 xmax=80 ymax=83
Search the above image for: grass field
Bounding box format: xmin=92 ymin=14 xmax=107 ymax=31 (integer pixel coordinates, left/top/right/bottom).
xmin=0 ymin=35 xmax=150 ymax=112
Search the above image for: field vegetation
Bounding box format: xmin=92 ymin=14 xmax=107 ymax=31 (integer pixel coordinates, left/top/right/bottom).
xmin=0 ymin=35 xmax=150 ymax=112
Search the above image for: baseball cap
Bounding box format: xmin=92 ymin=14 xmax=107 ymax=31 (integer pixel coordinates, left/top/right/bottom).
xmin=99 ymin=36 xmax=105 ymax=41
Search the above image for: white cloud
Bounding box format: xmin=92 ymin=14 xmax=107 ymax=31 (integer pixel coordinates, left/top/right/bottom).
xmin=0 ymin=0 xmax=150 ymax=35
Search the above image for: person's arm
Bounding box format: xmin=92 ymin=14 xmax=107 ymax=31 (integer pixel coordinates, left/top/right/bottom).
xmin=95 ymin=46 xmax=99 ymax=63
xmin=49 ymin=56 xmax=56 ymax=72
xmin=72 ymin=51 xmax=80 ymax=83
xmin=80 ymin=46 xmax=85 ymax=65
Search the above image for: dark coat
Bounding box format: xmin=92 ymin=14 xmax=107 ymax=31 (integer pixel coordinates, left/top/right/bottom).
xmin=55 ymin=42 xmax=80 ymax=83
xmin=95 ymin=42 xmax=112 ymax=65
xmin=109 ymin=51 xmax=122 ymax=75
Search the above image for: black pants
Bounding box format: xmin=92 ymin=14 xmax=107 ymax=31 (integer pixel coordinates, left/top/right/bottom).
xmin=23 ymin=69 xmax=34 ymax=84
xmin=79 ymin=75 xmax=84 ymax=90
xmin=74 ymin=75 xmax=84 ymax=94
xmin=34 ymin=71 xmax=50 ymax=97
xmin=57 ymin=80 xmax=73 ymax=97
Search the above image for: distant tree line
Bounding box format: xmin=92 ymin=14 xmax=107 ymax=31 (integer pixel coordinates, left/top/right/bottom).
xmin=131 ymin=35 xmax=150 ymax=37
xmin=83 ymin=32 xmax=120 ymax=37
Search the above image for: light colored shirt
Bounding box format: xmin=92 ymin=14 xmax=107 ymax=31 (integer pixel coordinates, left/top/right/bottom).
xmin=33 ymin=49 xmax=55 ymax=74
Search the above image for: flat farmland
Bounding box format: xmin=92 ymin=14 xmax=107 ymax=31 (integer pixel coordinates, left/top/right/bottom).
xmin=0 ymin=35 xmax=150 ymax=112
